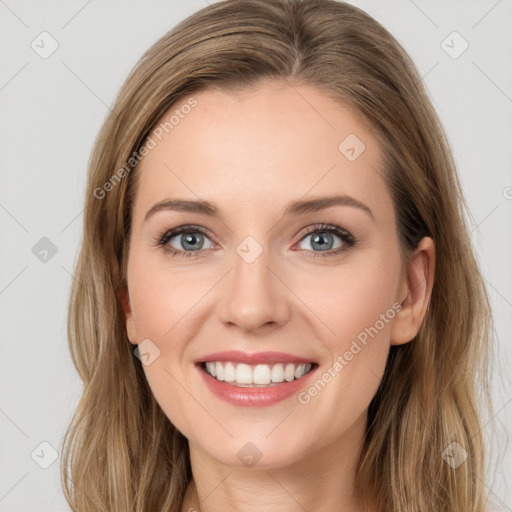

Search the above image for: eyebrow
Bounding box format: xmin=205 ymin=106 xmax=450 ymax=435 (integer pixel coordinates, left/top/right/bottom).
xmin=144 ymin=194 xmax=375 ymax=223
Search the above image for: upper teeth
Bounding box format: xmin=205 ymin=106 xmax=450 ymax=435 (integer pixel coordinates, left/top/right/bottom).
xmin=205 ymin=362 xmax=312 ymax=385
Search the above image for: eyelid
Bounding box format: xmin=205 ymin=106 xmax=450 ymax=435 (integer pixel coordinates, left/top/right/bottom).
xmin=296 ymin=223 xmax=353 ymax=242
xmin=154 ymin=224 xmax=215 ymax=248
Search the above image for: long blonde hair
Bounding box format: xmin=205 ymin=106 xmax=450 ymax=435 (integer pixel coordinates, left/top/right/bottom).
xmin=61 ymin=1 xmax=497 ymax=510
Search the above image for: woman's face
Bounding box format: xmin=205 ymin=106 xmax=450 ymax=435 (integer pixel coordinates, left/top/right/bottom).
xmin=122 ymin=80 xmax=418 ymax=468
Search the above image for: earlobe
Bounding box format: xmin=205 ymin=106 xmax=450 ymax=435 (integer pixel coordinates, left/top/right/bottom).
xmin=390 ymin=237 xmax=435 ymax=346
xmin=118 ymin=284 xmax=138 ymax=345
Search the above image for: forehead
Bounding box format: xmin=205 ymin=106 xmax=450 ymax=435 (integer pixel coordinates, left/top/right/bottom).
xmin=132 ymin=81 xmax=393 ymax=226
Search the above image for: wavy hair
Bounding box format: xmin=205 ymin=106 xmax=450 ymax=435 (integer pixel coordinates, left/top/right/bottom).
xmin=61 ymin=0 xmax=498 ymax=510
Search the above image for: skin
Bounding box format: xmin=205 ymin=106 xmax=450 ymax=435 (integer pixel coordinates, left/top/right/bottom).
xmin=119 ymin=79 xmax=435 ymax=512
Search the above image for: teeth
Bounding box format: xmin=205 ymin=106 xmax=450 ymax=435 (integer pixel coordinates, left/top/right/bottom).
xmin=271 ymin=363 xmax=285 ymax=383
xmin=204 ymin=361 xmax=313 ymax=386
xmin=253 ymin=364 xmax=271 ymax=385
xmin=236 ymin=363 xmax=252 ymax=384
xmin=215 ymin=362 xmax=224 ymax=381
xmin=205 ymin=362 xmax=216 ymax=377
xmin=295 ymin=364 xmax=307 ymax=379
xmin=285 ymin=363 xmax=295 ymax=382
xmin=224 ymin=362 xmax=236 ymax=382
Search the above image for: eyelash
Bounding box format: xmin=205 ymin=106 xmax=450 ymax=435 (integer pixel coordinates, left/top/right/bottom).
xmin=153 ymin=223 xmax=357 ymax=259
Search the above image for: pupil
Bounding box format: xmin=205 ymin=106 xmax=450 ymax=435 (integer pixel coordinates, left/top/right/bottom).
xmin=184 ymin=233 xmax=201 ymax=250
xmin=312 ymin=232 xmax=331 ymax=251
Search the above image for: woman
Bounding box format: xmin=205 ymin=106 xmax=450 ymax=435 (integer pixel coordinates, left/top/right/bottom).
xmin=61 ymin=0 xmax=496 ymax=510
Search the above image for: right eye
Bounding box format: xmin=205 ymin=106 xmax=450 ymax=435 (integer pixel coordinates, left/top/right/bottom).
xmin=155 ymin=225 xmax=215 ymax=257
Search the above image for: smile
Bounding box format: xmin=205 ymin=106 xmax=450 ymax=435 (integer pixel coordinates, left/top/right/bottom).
xmin=203 ymin=361 xmax=314 ymax=387
xmin=195 ymin=350 xmax=319 ymax=406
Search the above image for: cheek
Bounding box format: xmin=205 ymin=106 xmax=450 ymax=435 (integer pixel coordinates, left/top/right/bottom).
xmin=290 ymin=261 xmax=397 ymax=438
xmin=127 ymin=255 xmax=202 ymax=432
xmin=291 ymin=255 xmax=400 ymax=352
xmin=127 ymin=255 xmax=207 ymax=340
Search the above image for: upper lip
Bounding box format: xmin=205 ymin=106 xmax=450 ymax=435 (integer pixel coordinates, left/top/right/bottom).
xmin=195 ymin=350 xmax=316 ymax=365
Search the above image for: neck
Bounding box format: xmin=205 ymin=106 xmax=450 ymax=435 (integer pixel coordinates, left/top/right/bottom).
xmin=181 ymin=410 xmax=373 ymax=512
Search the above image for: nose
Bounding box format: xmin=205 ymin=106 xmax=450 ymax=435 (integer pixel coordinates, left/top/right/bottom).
xmin=218 ymin=242 xmax=292 ymax=333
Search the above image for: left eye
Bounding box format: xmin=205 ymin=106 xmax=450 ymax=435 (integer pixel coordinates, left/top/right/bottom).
xmin=297 ymin=229 xmax=343 ymax=252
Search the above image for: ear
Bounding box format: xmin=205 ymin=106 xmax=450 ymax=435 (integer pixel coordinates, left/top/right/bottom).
xmin=390 ymin=236 xmax=435 ymax=346
xmin=118 ymin=283 xmax=138 ymax=346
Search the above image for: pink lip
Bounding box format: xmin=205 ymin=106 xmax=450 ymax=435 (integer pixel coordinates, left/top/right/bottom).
xmin=195 ymin=350 xmax=315 ymax=365
xmin=195 ymin=358 xmax=318 ymax=408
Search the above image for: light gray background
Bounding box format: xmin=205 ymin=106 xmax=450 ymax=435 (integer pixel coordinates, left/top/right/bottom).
xmin=1 ymin=1 xmax=511 ymax=510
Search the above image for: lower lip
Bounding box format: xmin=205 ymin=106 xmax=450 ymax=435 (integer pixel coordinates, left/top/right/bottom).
xmin=196 ymin=364 xmax=317 ymax=407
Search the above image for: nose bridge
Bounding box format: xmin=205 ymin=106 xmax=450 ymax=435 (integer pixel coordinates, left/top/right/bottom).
xmin=219 ymin=233 xmax=290 ymax=330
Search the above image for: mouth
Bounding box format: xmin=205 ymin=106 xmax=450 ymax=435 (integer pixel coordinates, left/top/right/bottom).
xmin=194 ymin=350 xmax=319 ymax=406
xmin=199 ymin=361 xmax=317 ymax=387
